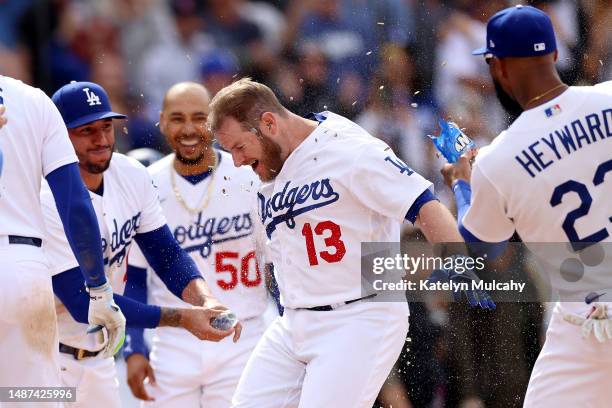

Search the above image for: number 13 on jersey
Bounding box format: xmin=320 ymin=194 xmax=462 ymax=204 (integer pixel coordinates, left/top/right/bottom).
xmin=301 ymin=220 xmax=346 ymax=266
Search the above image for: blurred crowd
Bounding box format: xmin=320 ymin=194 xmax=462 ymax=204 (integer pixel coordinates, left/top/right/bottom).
xmin=1 ymin=0 xmax=609 ymax=177
xmin=1 ymin=0 xmax=609 ymax=407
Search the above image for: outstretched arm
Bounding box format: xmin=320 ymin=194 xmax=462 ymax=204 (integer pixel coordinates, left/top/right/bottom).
xmin=414 ymin=199 xmax=464 ymax=244
xmin=134 ymin=225 xmax=241 ymax=342
xmin=53 ymin=266 xmax=237 ymax=341
xmin=134 ymin=225 xmax=203 ymax=301
xmin=53 ymin=266 xmax=160 ymax=328
xmin=414 ymin=199 xmax=496 ymax=310
xmin=441 ymin=154 xmax=509 ymax=258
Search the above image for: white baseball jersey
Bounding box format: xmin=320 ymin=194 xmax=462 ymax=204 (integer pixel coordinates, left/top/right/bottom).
xmin=464 ymin=82 xmax=612 ymax=312
xmin=257 ymin=111 xmax=432 ymax=309
xmin=464 ymin=82 xmax=612 ymax=244
xmin=0 ymin=76 xmax=73 ymax=391
xmin=128 ymin=150 xmax=268 ymax=320
xmin=0 ymin=75 xmax=78 ymax=239
xmin=468 ymin=82 xmax=612 ymax=408
xmin=41 ymin=153 xmax=167 ymax=351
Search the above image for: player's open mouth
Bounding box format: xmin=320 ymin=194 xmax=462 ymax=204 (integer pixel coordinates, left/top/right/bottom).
xmin=178 ymin=138 xmax=201 ymax=147
xmin=250 ymin=160 xmax=259 ymax=171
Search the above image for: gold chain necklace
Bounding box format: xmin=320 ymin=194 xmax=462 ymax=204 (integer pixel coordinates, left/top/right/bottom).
xmin=170 ymin=154 xmax=218 ymax=214
xmin=525 ymin=83 xmax=567 ymax=109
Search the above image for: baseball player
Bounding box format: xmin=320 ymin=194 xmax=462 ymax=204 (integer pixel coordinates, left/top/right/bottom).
xmin=0 ymin=75 xmax=124 ymax=392
xmin=441 ymin=5 xmax=612 ymax=407
xmin=42 ymin=81 xmax=240 ymax=407
xmin=124 ymin=82 xmax=271 ymax=407
xmin=208 ymin=78 xmax=494 ymax=408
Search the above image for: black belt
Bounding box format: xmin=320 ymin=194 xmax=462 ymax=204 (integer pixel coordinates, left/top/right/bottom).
xmin=303 ymin=294 xmax=377 ymax=311
xmin=59 ymin=343 xmax=101 ymax=360
xmin=8 ymin=235 xmax=42 ymax=247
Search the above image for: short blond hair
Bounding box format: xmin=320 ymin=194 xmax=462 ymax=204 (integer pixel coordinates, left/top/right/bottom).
xmin=208 ymin=78 xmax=287 ymax=132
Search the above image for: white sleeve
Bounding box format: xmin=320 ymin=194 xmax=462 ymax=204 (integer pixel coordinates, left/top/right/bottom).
xmin=127 ymin=241 xmax=149 ymax=269
xmin=40 ymin=187 xmax=79 ymax=275
xmin=461 ymin=163 xmax=515 ymax=242
xmin=348 ymin=142 xmax=433 ymax=223
xmin=38 ymin=89 xmax=78 ymax=176
xmin=136 ymin=171 xmax=167 ymax=234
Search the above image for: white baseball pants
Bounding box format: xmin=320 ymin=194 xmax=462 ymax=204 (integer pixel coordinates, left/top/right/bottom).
xmin=0 ymin=241 xmax=61 ymax=404
xmin=143 ymin=315 xmax=267 ymax=408
xmin=58 ymin=353 xmax=120 ymax=408
xmin=231 ymin=301 xmax=409 ymax=408
xmin=524 ymin=303 xmax=612 ymax=407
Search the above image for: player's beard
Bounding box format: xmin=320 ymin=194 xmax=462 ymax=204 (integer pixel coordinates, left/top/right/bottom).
xmin=493 ymin=78 xmax=523 ymax=122
xmin=257 ymin=133 xmax=284 ymax=182
xmin=175 ymin=150 xmax=206 ymax=166
xmin=83 ymin=145 xmax=114 ymax=174
xmin=174 ymin=133 xmax=212 ymax=166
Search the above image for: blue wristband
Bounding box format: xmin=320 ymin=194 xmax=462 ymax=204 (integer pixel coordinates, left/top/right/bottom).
xmin=124 ymin=327 xmax=149 ymax=360
xmin=453 ymin=179 xmax=472 ymax=224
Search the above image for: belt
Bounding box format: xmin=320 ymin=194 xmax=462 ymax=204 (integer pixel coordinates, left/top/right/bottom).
xmin=59 ymin=343 xmax=101 ymax=360
xmin=302 ymin=294 xmax=377 ymax=311
xmin=8 ymin=235 xmax=42 ymax=247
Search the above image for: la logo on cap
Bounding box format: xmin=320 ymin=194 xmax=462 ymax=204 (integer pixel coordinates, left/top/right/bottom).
xmin=83 ymin=88 xmax=101 ymax=106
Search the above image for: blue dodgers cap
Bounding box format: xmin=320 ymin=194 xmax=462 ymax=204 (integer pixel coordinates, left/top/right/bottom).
xmin=52 ymin=81 xmax=127 ymax=129
xmin=472 ymin=5 xmax=556 ymax=58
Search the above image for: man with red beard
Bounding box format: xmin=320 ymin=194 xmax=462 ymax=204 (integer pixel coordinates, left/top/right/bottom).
xmin=208 ymin=78 xmax=494 ymax=408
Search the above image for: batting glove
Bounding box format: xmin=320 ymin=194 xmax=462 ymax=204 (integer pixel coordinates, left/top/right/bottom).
xmin=426 ymin=259 xmax=496 ymax=310
xmin=564 ymin=303 xmax=612 ymax=343
xmin=87 ymin=281 xmax=126 ymax=358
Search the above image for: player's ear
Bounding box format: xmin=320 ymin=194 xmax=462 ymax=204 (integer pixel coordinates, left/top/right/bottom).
xmin=553 ymin=49 xmax=558 ymax=63
xmin=158 ymin=111 xmax=167 ymax=133
xmin=260 ymin=112 xmax=275 ymax=134
xmin=498 ymin=57 xmax=509 ymax=80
